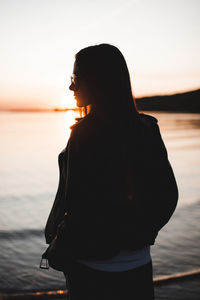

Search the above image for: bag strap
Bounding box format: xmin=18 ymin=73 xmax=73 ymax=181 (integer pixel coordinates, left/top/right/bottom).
xmin=62 ymin=138 xmax=72 ymax=216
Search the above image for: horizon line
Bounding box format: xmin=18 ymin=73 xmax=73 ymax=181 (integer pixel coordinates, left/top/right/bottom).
xmin=0 ymin=87 xmax=199 ymax=112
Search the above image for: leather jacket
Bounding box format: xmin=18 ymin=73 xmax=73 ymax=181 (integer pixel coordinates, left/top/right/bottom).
xmin=45 ymin=112 xmax=178 ymax=260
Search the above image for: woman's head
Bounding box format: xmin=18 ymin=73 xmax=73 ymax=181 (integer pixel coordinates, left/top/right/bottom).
xmin=69 ymin=44 xmax=137 ymax=117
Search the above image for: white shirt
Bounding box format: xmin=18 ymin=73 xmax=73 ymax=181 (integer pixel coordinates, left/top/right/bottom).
xmin=77 ymin=246 xmax=151 ymax=272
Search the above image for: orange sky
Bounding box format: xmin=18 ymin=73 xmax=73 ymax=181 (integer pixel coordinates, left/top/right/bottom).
xmin=0 ymin=0 xmax=200 ymax=109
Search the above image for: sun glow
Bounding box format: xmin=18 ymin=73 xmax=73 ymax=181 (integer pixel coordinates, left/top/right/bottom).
xmin=59 ymin=94 xmax=76 ymax=109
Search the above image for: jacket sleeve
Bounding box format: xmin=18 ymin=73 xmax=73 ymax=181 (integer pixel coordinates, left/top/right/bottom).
xmin=119 ymin=117 xmax=178 ymax=249
xmin=44 ymin=144 xmax=69 ymax=244
xmin=134 ymin=120 xmax=179 ymax=239
xmin=151 ymin=123 xmax=178 ymax=230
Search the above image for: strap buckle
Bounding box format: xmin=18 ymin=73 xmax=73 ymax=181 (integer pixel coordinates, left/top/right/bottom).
xmin=40 ymin=258 xmax=49 ymax=269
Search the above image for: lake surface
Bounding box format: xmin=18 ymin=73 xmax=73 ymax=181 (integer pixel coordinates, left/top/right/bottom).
xmin=0 ymin=111 xmax=200 ymax=297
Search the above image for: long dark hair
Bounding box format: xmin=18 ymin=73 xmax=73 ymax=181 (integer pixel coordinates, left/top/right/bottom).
xmin=75 ymin=44 xmax=140 ymax=206
xmin=75 ymin=44 xmax=138 ymax=126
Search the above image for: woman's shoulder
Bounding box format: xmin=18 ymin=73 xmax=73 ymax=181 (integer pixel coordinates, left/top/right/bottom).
xmin=68 ymin=113 xmax=102 ymax=156
xmin=138 ymin=113 xmax=158 ymax=126
xmin=70 ymin=113 xmax=98 ymax=134
xmin=134 ymin=113 xmax=162 ymax=144
xmin=69 ymin=112 xmax=108 ymax=147
xmin=136 ymin=113 xmax=158 ymax=133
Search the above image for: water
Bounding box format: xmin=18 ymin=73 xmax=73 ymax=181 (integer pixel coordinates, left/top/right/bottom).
xmin=0 ymin=111 xmax=200 ymax=295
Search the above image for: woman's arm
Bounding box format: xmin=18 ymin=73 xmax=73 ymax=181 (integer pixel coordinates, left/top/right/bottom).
xmin=44 ymin=145 xmax=69 ymax=244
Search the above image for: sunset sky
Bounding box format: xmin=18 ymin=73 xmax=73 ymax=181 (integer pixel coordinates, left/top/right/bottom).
xmin=0 ymin=0 xmax=199 ymax=109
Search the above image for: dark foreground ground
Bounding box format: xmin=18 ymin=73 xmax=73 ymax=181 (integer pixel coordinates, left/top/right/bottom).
xmin=1 ymin=276 xmax=200 ymax=300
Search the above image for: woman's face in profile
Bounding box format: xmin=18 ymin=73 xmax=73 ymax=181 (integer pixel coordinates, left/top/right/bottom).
xmin=69 ymin=60 xmax=92 ymax=107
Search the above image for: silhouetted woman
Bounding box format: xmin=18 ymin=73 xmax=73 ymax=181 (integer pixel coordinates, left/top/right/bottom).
xmin=45 ymin=44 xmax=178 ymax=300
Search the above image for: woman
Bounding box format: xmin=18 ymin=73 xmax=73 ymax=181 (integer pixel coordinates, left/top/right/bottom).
xmin=45 ymin=44 xmax=178 ymax=300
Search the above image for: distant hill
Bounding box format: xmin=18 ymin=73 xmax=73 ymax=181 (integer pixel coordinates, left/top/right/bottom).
xmin=136 ymin=89 xmax=200 ymax=112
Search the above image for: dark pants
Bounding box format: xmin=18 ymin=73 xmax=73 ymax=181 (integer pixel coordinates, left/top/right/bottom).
xmin=65 ymin=260 xmax=154 ymax=300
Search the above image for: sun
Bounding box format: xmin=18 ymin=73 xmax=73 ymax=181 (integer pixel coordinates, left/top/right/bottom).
xmin=59 ymin=94 xmax=76 ymax=109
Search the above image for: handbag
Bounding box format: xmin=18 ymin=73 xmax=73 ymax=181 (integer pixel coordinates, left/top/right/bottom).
xmin=40 ymin=212 xmax=73 ymax=272
xmin=40 ymin=141 xmax=73 ymax=273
